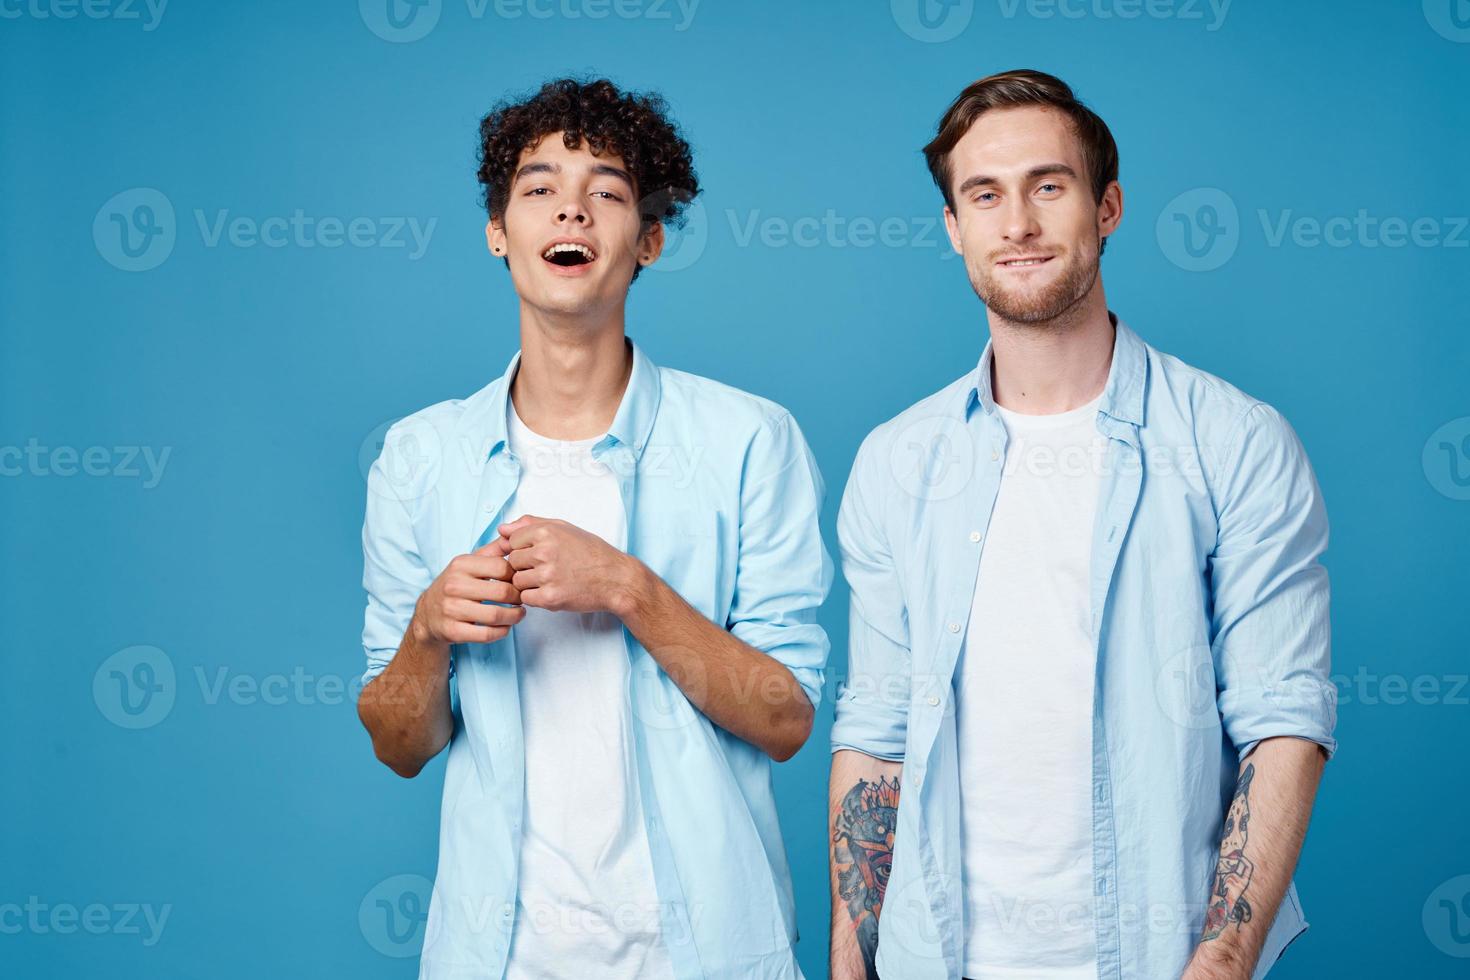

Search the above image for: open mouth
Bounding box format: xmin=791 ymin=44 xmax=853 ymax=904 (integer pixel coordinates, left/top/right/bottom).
xmin=541 ymin=241 xmax=597 ymax=268
xmin=997 ymin=255 xmax=1054 ymax=269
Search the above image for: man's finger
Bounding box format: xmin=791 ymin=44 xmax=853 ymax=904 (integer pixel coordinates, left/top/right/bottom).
xmin=446 ymin=598 xmax=525 ymax=628
xmin=447 ymin=576 xmax=521 ymax=605
xmin=474 ymin=535 xmax=510 ymax=558
xmin=505 ymin=547 xmax=537 ymax=571
xmin=497 ymin=514 xmax=545 ymax=538
xmin=510 ymin=568 xmax=546 ymax=591
xmin=453 ymin=554 xmax=515 ymax=582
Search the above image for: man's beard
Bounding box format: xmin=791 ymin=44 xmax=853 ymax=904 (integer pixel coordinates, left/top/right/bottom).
xmin=970 ymin=241 xmax=1100 ymax=326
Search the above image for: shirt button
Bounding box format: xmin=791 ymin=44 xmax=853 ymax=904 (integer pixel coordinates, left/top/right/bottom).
xmin=947 ymin=623 xmax=960 ymax=633
xmin=969 ymin=531 xmax=982 ymax=543
xmin=927 ymin=696 xmax=940 ymax=707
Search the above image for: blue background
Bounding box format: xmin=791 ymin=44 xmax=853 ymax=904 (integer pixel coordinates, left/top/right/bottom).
xmin=3 ymin=0 xmax=1468 ymax=976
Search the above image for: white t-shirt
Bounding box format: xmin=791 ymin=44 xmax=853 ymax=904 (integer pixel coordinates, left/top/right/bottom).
xmin=957 ymin=393 xmax=1106 ymax=980
xmin=503 ymin=409 xmax=674 ymax=980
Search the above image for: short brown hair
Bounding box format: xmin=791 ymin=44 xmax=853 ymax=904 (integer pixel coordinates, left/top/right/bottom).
xmin=923 ymin=69 xmax=1118 ymax=211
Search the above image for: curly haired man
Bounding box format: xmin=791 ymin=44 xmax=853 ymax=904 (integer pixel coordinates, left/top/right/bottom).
xmin=357 ymin=78 xmax=831 ymax=980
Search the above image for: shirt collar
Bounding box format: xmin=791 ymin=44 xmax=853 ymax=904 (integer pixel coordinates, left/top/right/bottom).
xmin=959 ymin=312 xmax=1147 ymax=427
xmin=482 ymin=337 xmax=662 ymax=461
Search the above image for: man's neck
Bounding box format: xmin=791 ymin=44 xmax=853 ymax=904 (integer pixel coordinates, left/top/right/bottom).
xmin=986 ymin=289 xmax=1115 ymax=416
xmin=510 ymin=305 xmax=632 ymax=441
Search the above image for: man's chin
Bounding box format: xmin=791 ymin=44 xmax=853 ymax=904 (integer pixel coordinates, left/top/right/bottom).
xmin=973 ymin=266 xmax=1094 ymax=324
xmin=516 ymin=279 xmax=614 ymax=317
xmin=977 ymin=287 xmax=1071 ymax=324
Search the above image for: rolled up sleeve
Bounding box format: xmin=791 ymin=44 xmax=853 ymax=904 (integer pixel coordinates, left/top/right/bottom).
xmin=830 ymin=433 xmax=911 ymax=761
xmin=725 ymin=410 xmax=833 ymax=711
xmin=1209 ymin=402 xmax=1337 ymax=761
xmin=361 ymin=423 xmax=434 ymax=688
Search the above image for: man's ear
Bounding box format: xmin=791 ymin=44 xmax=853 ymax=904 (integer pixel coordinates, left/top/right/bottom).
xmin=486 ymin=217 xmax=508 ymax=257
xmin=635 ymin=221 xmax=665 ymax=268
xmin=943 ymin=205 xmax=963 ymax=255
xmin=1097 ymin=180 xmax=1124 ymax=239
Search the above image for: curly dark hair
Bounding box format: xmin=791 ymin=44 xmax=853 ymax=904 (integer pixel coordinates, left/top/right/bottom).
xmin=476 ymin=77 xmax=700 ymax=279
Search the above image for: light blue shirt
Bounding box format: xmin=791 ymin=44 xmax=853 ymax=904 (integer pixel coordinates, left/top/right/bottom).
xmin=830 ymin=316 xmax=1336 ymax=980
xmin=361 ymin=340 xmax=832 ymax=980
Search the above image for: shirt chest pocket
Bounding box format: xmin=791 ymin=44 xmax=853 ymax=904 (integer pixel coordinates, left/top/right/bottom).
xmin=632 ymin=508 xmax=727 ymax=622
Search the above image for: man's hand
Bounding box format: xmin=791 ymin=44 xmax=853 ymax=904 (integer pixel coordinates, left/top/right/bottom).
xmin=497 ymin=514 xmax=643 ymax=615
xmin=413 ymin=536 xmax=526 ymax=646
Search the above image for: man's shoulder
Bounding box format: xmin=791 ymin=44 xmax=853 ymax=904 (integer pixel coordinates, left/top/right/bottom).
xmin=852 ymin=370 xmax=976 ymax=470
xmin=655 ymin=364 xmax=798 ymax=435
xmin=1142 ymin=341 xmax=1304 ymax=462
xmin=1148 ymin=343 xmax=1268 ymax=421
xmin=386 ymin=374 xmax=504 ymax=440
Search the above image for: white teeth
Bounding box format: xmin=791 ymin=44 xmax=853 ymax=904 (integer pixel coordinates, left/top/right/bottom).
xmin=1003 ymin=257 xmax=1047 ymax=266
xmin=542 ymin=242 xmax=595 ymax=261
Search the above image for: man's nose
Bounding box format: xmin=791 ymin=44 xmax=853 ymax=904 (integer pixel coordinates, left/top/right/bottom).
xmin=1000 ymin=200 xmax=1040 ymax=242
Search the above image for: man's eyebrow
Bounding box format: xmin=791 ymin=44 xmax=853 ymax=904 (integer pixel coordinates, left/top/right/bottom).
xmin=513 ymin=161 xmax=559 ymax=183
xmin=590 ymin=163 xmax=634 ymax=188
xmin=956 ymin=163 xmax=1079 ymax=196
xmin=511 ymin=161 xmax=635 ymax=189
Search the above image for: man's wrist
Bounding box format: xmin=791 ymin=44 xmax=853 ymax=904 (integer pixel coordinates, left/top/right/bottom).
xmin=1184 ymin=937 xmax=1254 ymax=980
xmin=609 ymin=552 xmax=657 ymax=623
xmin=409 ymin=600 xmax=441 ymax=650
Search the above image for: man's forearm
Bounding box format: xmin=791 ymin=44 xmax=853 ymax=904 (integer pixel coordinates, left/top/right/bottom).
xmin=614 ymin=558 xmax=814 ymax=761
xmin=830 ymin=748 xmax=903 ymax=980
xmin=1184 ymin=736 xmax=1327 ymax=979
xmin=357 ymin=610 xmax=454 ymax=778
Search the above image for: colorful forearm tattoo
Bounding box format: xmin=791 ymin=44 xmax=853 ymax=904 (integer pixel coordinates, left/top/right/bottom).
xmin=833 ymin=775 xmax=900 ymax=979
